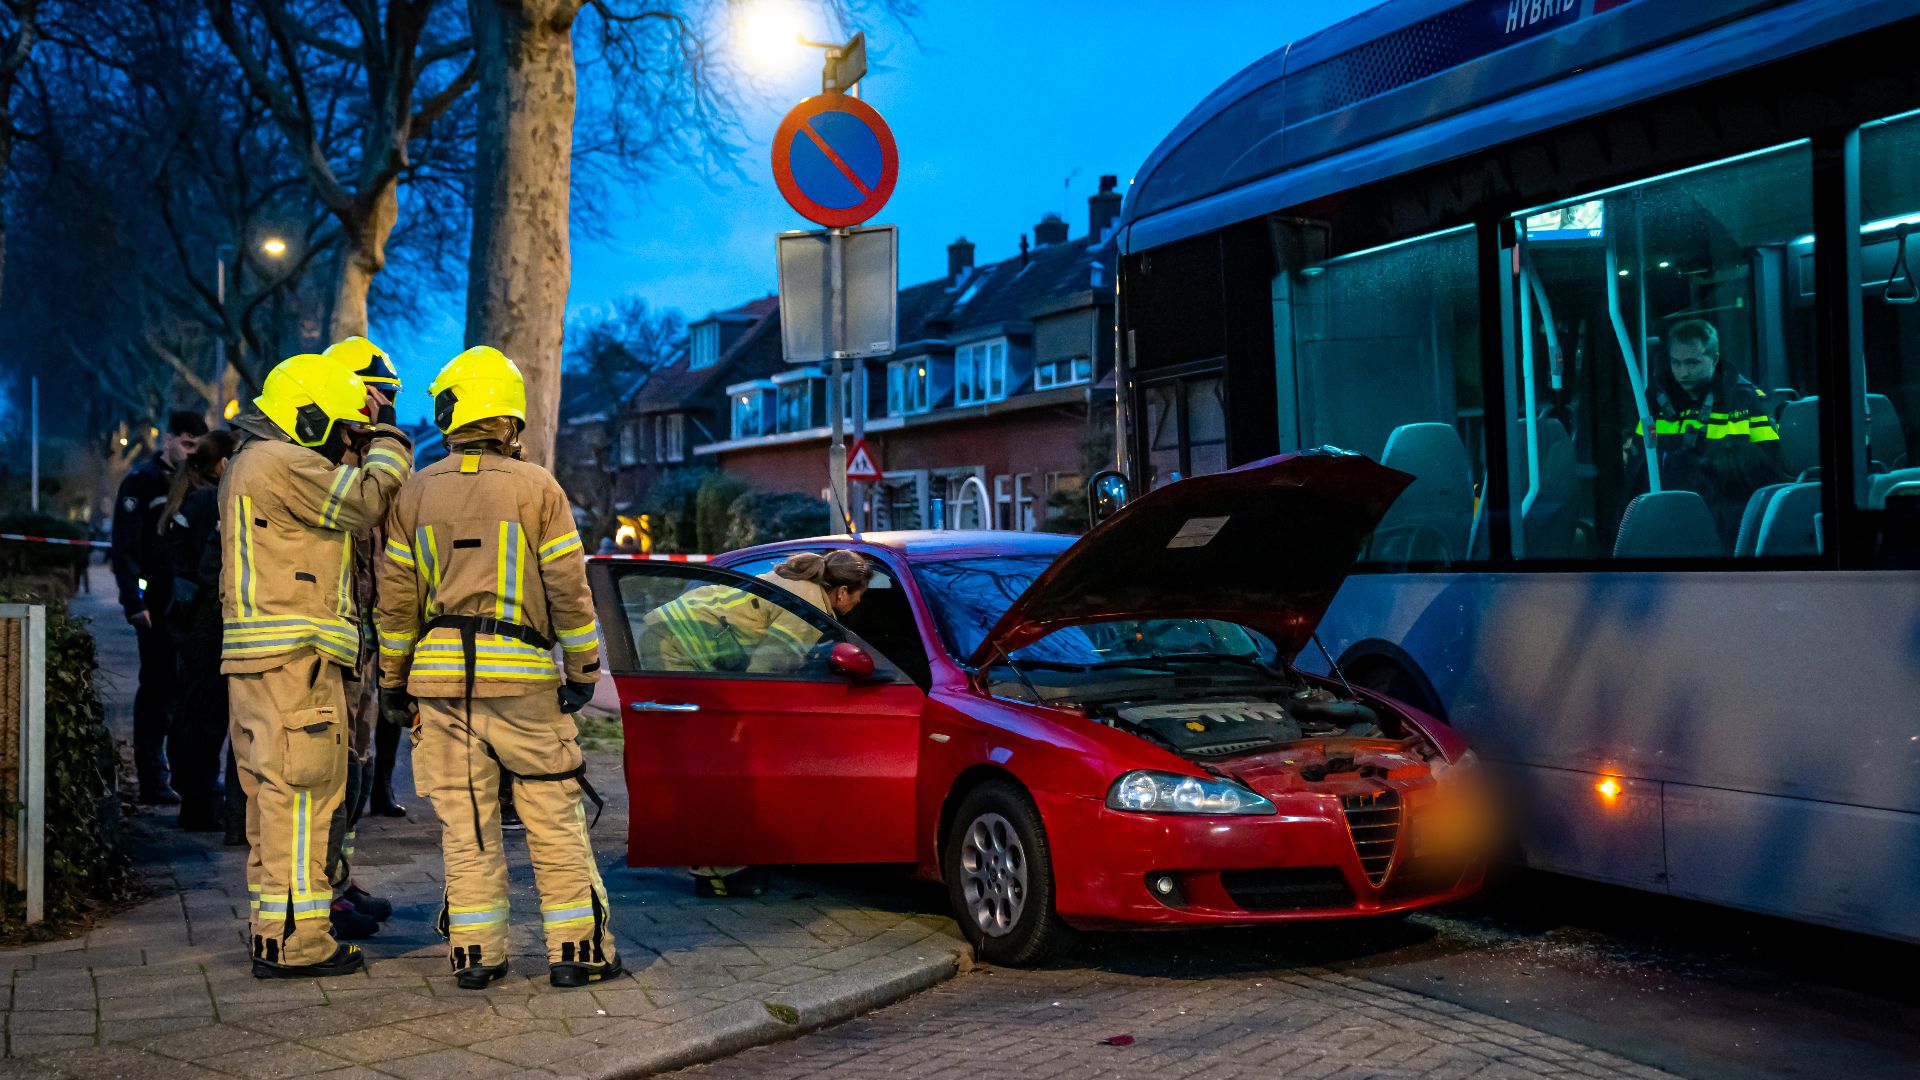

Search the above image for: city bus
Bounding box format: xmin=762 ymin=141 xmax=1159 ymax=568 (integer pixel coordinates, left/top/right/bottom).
xmin=1111 ymin=0 xmax=1920 ymax=942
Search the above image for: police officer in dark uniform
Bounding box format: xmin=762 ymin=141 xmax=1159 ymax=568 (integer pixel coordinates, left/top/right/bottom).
xmin=111 ymin=409 xmax=208 ymax=804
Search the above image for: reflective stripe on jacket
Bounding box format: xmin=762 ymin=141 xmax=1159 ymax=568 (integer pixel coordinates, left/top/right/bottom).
xmin=374 ymin=446 xmax=601 ymax=698
xmin=637 ymin=572 xmax=829 ymax=674
xmin=218 ymin=416 xmax=414 ymax=674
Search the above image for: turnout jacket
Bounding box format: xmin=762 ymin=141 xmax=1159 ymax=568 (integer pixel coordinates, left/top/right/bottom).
xmin=218 ymin=413 xmax=414 ymax=674
xmin=636 ymin=572 xmax=830 ymax=674
xmin=374 ymin=441 xmax=600 ymax=699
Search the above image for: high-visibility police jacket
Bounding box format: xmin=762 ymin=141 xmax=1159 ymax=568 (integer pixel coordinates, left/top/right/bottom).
xmin=1635 ymin=369 xmax=1780 ymax=454
xmin=636 ymin=573 xmax=830 ymax=674
xmin=374 ymin=444 xmax=600 ymax=699
xmin=218 ymin=413 xmax=414 ymax=674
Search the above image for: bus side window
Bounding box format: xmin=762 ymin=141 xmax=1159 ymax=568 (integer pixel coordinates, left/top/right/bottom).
xmin=1510 ymin=142 xmax=1817 ymax=560
xmin=1275 ymin=223 xmax=1487 ymax=567
xmin=1860 ymin=111 xmax=1920 ymax=507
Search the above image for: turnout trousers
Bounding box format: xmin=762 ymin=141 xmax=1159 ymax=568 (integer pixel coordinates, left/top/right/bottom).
xmin=229 ymin=651 xmax=349 ymax=966
xmin=415 ymin=692 xmax=616 ymax=971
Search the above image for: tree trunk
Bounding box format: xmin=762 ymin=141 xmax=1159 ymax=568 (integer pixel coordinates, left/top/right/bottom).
xmin=465 ymin=0 xmax=579 ymax=468
xmin=328 ymin=181 xmax=400 ymax=341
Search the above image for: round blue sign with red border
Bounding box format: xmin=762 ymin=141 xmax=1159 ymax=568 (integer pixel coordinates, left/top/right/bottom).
xmin=771 ymin=94 xmax=899 ymax=228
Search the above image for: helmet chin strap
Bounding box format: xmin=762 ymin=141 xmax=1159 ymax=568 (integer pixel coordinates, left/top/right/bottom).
xmin=318 ymin=424 xmax=351 ymax=465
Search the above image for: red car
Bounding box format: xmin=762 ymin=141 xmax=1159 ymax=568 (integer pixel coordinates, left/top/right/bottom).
xmin=587 ymin=452 xmax=1485 ymax=964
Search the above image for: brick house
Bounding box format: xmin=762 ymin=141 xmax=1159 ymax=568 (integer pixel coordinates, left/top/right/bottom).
xmin=556 ymin=176 xmax=1123 ymax=540
xmin=699 ymin=177 xmax=1124 ymax=532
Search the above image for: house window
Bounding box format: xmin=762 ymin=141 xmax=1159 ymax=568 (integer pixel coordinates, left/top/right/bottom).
xmin=618 ymin=419 xmax=640 ymax=466
xmin=1034 ymin=355 xmax=1094 ymax=390
xmin=955 ymin=339 xmax=1008 ymax=405
xmin=732 ymin=392 xmax=765 ymax=439
xmin=887 ymin=360 xmax=930 ymax=416
xmin=776 ymin=381 xmax=814 ymax=433
xmin=691 ymin=323 xmax=720 ymax=370
xmin=663 ymin=414 xmax=685 ymax=462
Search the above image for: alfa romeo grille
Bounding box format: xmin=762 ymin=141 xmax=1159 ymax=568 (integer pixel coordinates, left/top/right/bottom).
xmin=1341 ymin=789 xmax=1401 ymax=886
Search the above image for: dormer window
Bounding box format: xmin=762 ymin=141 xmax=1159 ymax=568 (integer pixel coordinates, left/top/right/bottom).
xmin=728 ymin=382 xmax=774 ymax=439
xmin=955 ymin=339 xmax=1008 ymax=405
xmin=691 ymin=322 xmax=720 ymax=370
xmin=887 ymin=360 xmax=930 ymax=416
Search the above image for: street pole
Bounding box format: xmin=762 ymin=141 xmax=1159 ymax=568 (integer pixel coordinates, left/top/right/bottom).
xmin=214 ymin=249 xmax=230 ymax=411
xmin=827 ymin=227 xmax=852 ymax=533
xmin=29 ymin=376 xmax=39 ymax=513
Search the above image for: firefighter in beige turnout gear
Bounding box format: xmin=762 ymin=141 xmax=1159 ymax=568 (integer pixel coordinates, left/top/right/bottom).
xmin=223 ymin=353 xmax=413 ymax=978
xmin=376 ymin=346 xmax=620 ymax=990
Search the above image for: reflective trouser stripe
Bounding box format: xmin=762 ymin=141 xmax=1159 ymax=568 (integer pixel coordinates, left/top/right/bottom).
xmin=447 ymin=905 xmax=509 ymax=929
xmin=292 ymin=791 xmax=310 ymax=898
xmin=540 ymin=902 xmax=595 ymax=929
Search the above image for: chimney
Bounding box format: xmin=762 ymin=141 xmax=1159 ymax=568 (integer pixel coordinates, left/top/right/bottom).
xmin=1088 ymin=174 xmax=1121 ymax=240
xmin=947 ymin=236 xmax=975 ymax=280
xmin=1033 ymin=212 xmax=1069 ymax=247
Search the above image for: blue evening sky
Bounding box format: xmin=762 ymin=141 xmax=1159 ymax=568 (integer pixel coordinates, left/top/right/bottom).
xmin=385 ymin=0 xmax=1375 ymax=422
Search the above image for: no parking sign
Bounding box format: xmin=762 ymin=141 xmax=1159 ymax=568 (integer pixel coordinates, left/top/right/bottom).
xmin=771 ymin=94 xmax=899 ymax=228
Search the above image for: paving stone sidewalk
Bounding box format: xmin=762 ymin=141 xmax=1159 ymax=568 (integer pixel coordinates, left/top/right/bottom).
xmin=0 ymin=569 xmax=968 ymax=1079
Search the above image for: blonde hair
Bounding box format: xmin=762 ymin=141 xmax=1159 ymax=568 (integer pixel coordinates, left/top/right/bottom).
xmin=774 ymin=549 xmax=872 ymax=591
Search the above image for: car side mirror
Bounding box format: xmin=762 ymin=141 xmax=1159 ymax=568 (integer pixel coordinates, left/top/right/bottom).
xmin=828 ymin=642 xmax=876 ymax=681
xmin=1088 ymin=469 xmax=1131 ymax=525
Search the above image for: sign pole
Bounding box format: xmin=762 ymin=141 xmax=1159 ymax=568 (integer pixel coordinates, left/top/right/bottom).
xmin=28 ymin=377 xmax=38 ymax=514
xmin=828 ymin=228 xmax=852 ymax=533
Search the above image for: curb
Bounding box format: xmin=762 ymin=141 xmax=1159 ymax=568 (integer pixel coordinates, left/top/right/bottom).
xmin=588 ymin=938 xmax=971 ymax=1078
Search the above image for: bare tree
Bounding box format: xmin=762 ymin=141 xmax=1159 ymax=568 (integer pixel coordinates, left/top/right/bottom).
xmin=465 ymin=0 xmax=917 ymax=468
xmin=0 ymin=0 xmax=41 ymax=301
xmin=205 ymin=0 xmax=476 ymax=339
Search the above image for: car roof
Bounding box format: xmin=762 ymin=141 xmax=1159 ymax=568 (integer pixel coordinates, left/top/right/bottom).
xmin=722 ymin=530 xmax=1076 ymax=565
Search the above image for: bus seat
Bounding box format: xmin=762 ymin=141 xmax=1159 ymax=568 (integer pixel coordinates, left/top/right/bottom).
xmin=1866 ymin=393 xmax=1907 ymax=470
xmin=1867 ymin=467 xmax=1920 ymax=509
xmin=1372 ymin=423 xmax=1473 ymax=563
xmin=1754 ymin=481 xmax=1822 ymax=557
xmin=1521 ymin=418 xmax=1577 ymax=558
xmin=1734 ymin=482 xmax=1794 ymax=556
xmin=1777 ymin=397 xmax=1821 ymax=478
xmin=1765 ymin=388 xmax=1798 ymax=423
xmin=1613 ymin=491 xmax=1723 ymax=558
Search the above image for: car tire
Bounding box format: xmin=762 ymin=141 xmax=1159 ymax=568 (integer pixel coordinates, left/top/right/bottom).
xmin=943 ymin=780 xmax=1073 ymax=966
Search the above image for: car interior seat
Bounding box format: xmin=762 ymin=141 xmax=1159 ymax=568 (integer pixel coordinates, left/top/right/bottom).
xmin=1613 ymin=490 xmax=1724 ymax=558
xmin=1369 ymin=422 xmax=1474 ymax=565
xmin=1753 ymin=481 xmax=1823 ymax=556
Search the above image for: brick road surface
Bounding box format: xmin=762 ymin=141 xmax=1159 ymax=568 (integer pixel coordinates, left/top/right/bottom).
xmin=0 ymin=566 xmax=966 ymax=1078
xmin=671 ymin=961 xmax=1682 ymax=1080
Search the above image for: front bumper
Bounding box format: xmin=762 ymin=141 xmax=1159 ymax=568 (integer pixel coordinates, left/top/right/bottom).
xmin=1037 ymin=786 xmax=1484 ymax=930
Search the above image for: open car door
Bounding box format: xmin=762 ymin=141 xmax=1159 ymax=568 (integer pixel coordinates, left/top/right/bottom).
xmin=588 ymin=560 xmax=924 ymax=868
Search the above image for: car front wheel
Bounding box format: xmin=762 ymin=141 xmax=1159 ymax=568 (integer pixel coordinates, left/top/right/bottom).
xmin=943 ymin=780 xmax=1072 ymax=966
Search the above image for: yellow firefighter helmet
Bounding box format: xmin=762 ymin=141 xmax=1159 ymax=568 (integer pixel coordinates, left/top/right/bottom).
xmin=254 ymin=353 xmax=371 ymax=447
xmin=429 ymin=345 xmax=526 ymax=433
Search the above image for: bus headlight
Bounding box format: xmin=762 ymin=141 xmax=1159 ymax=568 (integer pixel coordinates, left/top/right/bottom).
xmin=1106 ymin=771 xmax=1276 ymax=815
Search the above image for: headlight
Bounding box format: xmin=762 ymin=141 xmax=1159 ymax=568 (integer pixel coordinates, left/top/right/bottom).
xmin=1106 ymin=771 xmax=1276 ymax=815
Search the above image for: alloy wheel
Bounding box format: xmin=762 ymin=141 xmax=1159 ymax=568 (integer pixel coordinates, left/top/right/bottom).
xmin=958 ymin=811 xmax=1028 ymax=937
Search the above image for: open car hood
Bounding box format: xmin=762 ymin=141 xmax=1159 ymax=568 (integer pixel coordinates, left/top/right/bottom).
xmin=967 ymin=451 xmax=1413 ymax=667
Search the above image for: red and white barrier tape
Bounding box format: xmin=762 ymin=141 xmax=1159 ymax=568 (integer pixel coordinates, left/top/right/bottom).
xmin=593 ymin=553 xmax=711 ymax=562
xmin=0 ymin=532 xmax=108 ymax=550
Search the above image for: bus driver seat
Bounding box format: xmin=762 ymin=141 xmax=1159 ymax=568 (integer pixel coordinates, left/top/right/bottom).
xmin=1369 ymin=422 xmax=1474 ymax=565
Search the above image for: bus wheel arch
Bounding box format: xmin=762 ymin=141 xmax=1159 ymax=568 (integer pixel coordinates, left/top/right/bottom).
xmin=1337 ymin=640 xmax=1447 ymax=723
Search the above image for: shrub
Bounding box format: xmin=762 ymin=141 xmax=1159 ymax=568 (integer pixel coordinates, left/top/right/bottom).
xmin=0 ymin=591 xmax=130 ymax=927
xmin=0 ymin=514 xmax=90 ymax=596
xmin=693 ymin=473 xmax=748 ymax=554
xmin=1041 ymin=486 xmax=1090 ymax=535
xmin=723 ymin=491 xmax=832 ymax=549
xmin=633 ymin=468 xmax=717 ymax=554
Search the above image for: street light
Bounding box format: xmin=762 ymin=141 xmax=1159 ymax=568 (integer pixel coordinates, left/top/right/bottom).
xmin=735 ymin=0 xmax=807 ymax=73
xmin=261 ymin=236 xmax=288 ymax=257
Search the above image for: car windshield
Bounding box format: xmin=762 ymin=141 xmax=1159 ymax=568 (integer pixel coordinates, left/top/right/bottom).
xmin=911 ymin=555 xmax=1275 ymax=669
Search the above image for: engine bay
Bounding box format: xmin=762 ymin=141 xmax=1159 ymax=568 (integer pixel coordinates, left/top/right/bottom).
xmin=1089 ymin=686 xmax=1438 ymax=780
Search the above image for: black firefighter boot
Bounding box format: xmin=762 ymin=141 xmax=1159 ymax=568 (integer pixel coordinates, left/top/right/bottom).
xmin=453 ymin=944 xmax=509 ymax=990
xmin=550 ymin=938 xmax=624 ymax=988
xmin=253 ymin=938 xmax=364 ymax=979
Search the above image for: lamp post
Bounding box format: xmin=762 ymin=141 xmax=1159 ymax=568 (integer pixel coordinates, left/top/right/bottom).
xmin=214 ymin=236 xmax=291 ymax=415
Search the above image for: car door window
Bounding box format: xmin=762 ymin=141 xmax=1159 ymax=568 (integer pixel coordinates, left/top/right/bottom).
xmin=612 ymin=567 xmax=846 ymax=678
xmin=722 ymin=552 xmax=933 ymax=687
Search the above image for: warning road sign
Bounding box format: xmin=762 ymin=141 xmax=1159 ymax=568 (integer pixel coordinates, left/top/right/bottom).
xmin=845 ymin=438 xmax=883 ymax=482
xmin=771 ymin=94 xmax=899 ymax=228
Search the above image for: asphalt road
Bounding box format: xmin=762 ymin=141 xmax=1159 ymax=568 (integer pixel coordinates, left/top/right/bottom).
xmin=673 ymin=867 xmax=1920 ymax=1080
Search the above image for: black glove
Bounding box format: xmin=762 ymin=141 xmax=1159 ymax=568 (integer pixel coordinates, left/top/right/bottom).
xmin=373 ymin=399 xmax=398 ymax=427
xmin=558 ymin=681 xmax=594 ymax=714
xmin=381 ymin=688 xmax=418 ymax=727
